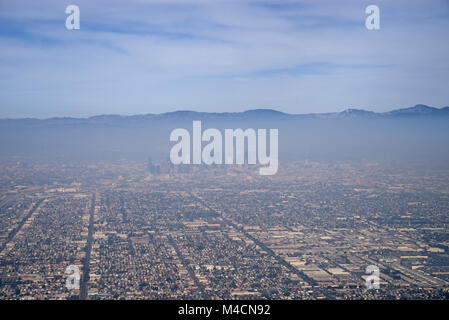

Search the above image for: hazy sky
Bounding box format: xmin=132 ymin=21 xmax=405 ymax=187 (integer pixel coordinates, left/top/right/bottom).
xmin=1 ymin=0 xmax=449 ymax=118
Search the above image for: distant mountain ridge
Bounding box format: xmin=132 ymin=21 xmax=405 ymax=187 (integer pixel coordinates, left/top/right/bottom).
xmin=1 ymin=104 xmax=449 ymax=124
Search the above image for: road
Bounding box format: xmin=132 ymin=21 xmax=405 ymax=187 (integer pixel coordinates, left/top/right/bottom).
xmin=0 ymin=199 xmax=43 ymax=253
xmin=80 ymin=193 xmax=96 ymax=299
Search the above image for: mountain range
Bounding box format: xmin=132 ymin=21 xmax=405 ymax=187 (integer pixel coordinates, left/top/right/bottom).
xmin=1 ymin=104 xmax=449 ymax=125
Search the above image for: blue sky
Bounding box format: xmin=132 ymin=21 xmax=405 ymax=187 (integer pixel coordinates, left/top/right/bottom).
xmin=1 ymin=0 xmax=449 ymax=118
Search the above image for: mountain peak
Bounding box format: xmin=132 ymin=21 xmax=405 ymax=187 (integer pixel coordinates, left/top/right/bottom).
xmin=243 ymin=109 xmax=286 ymax=115
xmin=386 ymin=104 xmax=438 ymax=116
xmin=341 ymin=108 xmax=373 ymax=114
xmin=335 ymin=108 xmax=376 ymax=118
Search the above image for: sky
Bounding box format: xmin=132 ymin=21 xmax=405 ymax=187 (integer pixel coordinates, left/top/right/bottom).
xmin=0 ymin=0 xmax=449 ymax=118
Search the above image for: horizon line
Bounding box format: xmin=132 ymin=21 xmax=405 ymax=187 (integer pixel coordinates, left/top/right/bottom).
xmin=1 ymin=104 xmax=448 ymax=121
